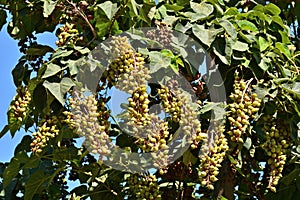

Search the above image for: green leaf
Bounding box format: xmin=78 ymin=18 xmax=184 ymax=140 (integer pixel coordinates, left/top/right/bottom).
xmin=279 ymin=29 xmax=290 ymax=44
xmin=219 ymin=19 xmax=237 ymax=39
xmin=272 ymin=15 xmax=286 ymax=30
xmin=66 ymin=60 xmax=79 ymax=76
xmin=90 ymin=183 xmax=119 ymax=200
xmin=212 ymin=37 xmax=232 ymax=65
xmin=12 ymin=60 xmax=26 ymax=86
xmin=53 ymin=146 xmax=80 ymax=161
xmin=258 ymin=36 xmax=269 ymax=52
xmin=164 ymin=4 xmax=184 ymax=11
xmin=281 ymin=82 xmax=300 ymax=100
xmin=43 ymin=0 xmax=57 ymax=18
xmin=148 ymin=51 xmax=171 ymax=73
xmin=237 ymin=20 xmax=258 ymax=32
xmin=232 ymin=40 xmax=248 ymax=51
xmin=243 ymin=137 xmax=252 ymax=150
xmin=26 ymin=45 xmax=54 ymax=56
xmin=192 ymin=24 xmax=223 ymax=46
xmin=95 ymin=21 xmax=110 ymax=38
xmin=7 ymin=107 xmax=23 ymax=138
xmin=174 ymin=22 xmax=193 ymax=33
xmin=263 ymin=3 xmax=281 ymax=16
xmin=24 ymin=170 xmax=52 ymax=200
xmin=0 ymin=125 xmax=9 ymax=139
xmin=200 ymin=102 xmax=219 ymax=114
xmin=280 ymin=168 xmax=300 ymax=186
xmin=14 ymin=135 xmax=32 ymax=155
xmin=42 ymin=63 xmax=62 ymax=79
xmin=74 ymin=46 xmax=90 ymax=54
xmin=51 ymin=48 xmax=73 ymax=60
xmin=32 ymin=83 xmax=48 ymax=113
xmin=158 ymin=5 xmax=167 ymax=18
xmin=224 ymin=7 xmax=238 ymax=16
xmin=98 ymin=1 xmax=118 ymax=20
xmin=275 ymin=42 xmax=291 ymax=59
xmin=43 ymin=77 xmax=75 ymax=105
xmin=0 ymin=9 xmax=7 ymax=32
xmin=190 ymin=2 xmax=214 ymax=21
xmin=183 ymin=150 xmax=197 ymax=165
xmin=70 ymin=185 xmax=88 ymax=196
xmin=258 ymin=56 xmax=271 ymax=71
xmin=3 ymin=152 xmax=28 ymax=188
xmin=129 ymin=0 xmax=139 ymax=16
xmin=220 ymin=196 xmax=228 ymax=200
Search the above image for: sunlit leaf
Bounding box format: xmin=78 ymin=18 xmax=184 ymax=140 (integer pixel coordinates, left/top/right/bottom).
xmin=192 ymin=24 xmax=223 ymax=46
xmin=43 ymin=77 xmax=75 ymax=105
xmin=219 ymin=19 xmax=237 ymax=39
xmin=98 ymin=1 xmax=118 ymax=20
xmin=237 ymin=20 xmax=258 ymax=32
xmin=43 ymin=0 xmax=57 ymax=18
xmin=42 ymin=63 xmax=63 ymax=79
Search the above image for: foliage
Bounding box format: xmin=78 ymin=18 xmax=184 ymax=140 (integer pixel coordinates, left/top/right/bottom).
xmin=0 ymin=0 xmax=300 ymax=200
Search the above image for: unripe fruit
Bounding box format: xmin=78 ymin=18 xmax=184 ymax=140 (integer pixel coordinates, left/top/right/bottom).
xmin=127 ymin=174 xmax=161 ymax=200
xmin=226 ymin=72 xmax=261 ymax=143
xmin=198 ymin=128 xmax=227 ymax=190
xmin=260 ymin=115 xmax=290 ymax=192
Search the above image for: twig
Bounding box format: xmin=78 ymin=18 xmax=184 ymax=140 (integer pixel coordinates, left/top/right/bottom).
xmin=241 ymin=78 xmax=253 ymax=102
xmin=66 ymin=0 xmax=97 ymax=46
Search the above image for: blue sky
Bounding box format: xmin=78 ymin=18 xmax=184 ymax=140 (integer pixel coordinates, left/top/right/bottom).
xmin=0 ymin=23 xmax=57 ymax=162
xmin=0 ymin=24 xmax=24 ymax=162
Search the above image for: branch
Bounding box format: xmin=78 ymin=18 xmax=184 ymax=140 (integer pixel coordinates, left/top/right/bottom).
xmin=213 ymin=158 xmax=236 ymax=200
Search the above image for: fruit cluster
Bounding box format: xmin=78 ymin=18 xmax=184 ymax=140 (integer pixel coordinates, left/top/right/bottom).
xmin=106 ymin=36 xmax=135 ymax=85
xmin=260 ymin=115 xmax=290 ymax=192
xmin=116 ymin=62 xmax=151 ymax=94
xmin=107 ymin=52 xmax=148 ymax=91
xmin=157 ymin=85 xmax=182 ymax=122
xmin=226 ymin=74 xmax=261 ymax=143
xmin=70 ymin=92 xmax=111 ymax=158
xmin=199 ymin=127 xmax=228 ymax=190
xmin=18 ymin=34 xmax=37 ymax=54
xmin=56 ymin=22 xmax=80 ymax=46
xmin=99 ymin=36 xmax=151 ymax=93
xmin=109 ymin=36 xmax=134 ymax=59
xmin=8 ymin=86 xmax=31 ymax=123
xmin=30 ymin=116 xmax=60 ymax=154
xmin=146 ymin=20 xmax=173 ymax=48
xmin=97 ymin=97 xmax=110 ymax=127
xmin=62 ymin=110 xmax=76 ymax=129
xmin=17 ymin=35 xmax=44 ymax=70
xmin=127 ymin=86 xmax=151 ymax=127
xmin=136 ymin=115 xmax=169 ymax=152
xmin=127 ymin=174 xmax=162 ymax=200
xmin=178 ymin=91 xmax=207 ymax=149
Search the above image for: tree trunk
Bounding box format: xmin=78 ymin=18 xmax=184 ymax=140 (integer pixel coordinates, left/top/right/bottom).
xmin=213 ymin=158 xmax=236 ymax=200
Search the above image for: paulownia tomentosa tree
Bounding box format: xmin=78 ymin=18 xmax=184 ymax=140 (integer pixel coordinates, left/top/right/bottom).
xmin=0 ymin=0 xmax=300 ymax=200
